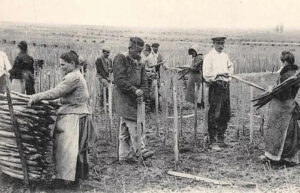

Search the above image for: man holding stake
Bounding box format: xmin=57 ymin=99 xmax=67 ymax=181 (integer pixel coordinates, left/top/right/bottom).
xmin=203 ymin=36 xmax=234 ymax=150
xmin=113 ymin=37 xmax=153 ymax=163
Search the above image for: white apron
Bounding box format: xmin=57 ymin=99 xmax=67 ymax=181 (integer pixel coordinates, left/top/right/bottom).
xmin=55 ymin=114 xmax=80 ymax=181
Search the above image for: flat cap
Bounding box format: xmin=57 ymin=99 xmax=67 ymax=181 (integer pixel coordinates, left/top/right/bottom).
xmin=102 ymin=45 xmax=111 ymax=52
xmin=151 ymin=43 xmax=160 ymax=48
xmin=129 ymin=37 xmax=144 ymax=51
xmin=144 ymin=44 xmax=151 ymax=51
xmin=212 ymin=36 xmax=226 ymax=42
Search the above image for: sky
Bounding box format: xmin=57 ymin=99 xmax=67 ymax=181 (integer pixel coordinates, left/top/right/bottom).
xmin=1 ymin=0 xmax=300 ymax=30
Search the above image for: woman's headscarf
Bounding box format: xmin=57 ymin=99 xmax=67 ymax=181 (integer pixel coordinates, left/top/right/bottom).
xmin=188 ymin=44 xmax=201 ymax=56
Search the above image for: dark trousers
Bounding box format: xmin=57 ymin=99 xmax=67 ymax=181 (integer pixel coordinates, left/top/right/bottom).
xmin=208 ymin=81 xmax=231 ymax=142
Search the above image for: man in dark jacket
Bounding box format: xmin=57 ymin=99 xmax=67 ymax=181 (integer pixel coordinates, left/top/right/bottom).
xmin=95 ymin=46 xmax=113 ymax=106
xmin=95 ymin=46 xmax=113 ymax=85
xmin=113 ymin=37 xmax=153 ymax=163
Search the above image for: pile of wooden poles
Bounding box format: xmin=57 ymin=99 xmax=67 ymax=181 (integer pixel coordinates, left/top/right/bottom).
xmin=253 ymin=71 xmax=300 ymax=109
xmin=0 ymin=92 xmax=59 ymax=181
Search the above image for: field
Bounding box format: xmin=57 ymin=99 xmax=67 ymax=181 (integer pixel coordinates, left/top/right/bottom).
xmin=0 ymin=22 xmax=300 ymax=193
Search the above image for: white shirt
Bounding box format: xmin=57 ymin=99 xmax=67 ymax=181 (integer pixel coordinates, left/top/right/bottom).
xmin=0 ymin=51 xmax=12 ymax=77
xmin=203 ymin=48 xmax=234 ymax=82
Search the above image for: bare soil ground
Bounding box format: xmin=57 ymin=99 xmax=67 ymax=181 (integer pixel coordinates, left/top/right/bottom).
xmin=1 ymin=104 xmax=300 ymax=193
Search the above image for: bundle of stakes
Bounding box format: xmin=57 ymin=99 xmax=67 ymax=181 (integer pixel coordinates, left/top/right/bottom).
xmin=252 ymin=71 xmax=300 ymax=109
xmin=0 ymin=91 xmax=59 ymax=182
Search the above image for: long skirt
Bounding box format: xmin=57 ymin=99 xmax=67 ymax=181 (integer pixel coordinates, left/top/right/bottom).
xmin=265 ymin=98 xmax=300 ymax=163
xmin=185 ymin=71 xmax=202 ymax=103
xmin=55 ymin=114 xmax=96 ymax=181
xmin=11 ymin=79 xmax=25 ymax=93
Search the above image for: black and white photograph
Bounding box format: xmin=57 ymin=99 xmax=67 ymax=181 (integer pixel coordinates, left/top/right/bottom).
xmin=0 ymin=0 xmax=300 ymax=192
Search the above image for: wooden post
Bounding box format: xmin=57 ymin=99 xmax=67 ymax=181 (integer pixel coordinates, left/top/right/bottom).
xmin=241 ymin=85 xmax=245 ymax=136
xmin=5 ymin=76 xmax=30 ymax=187
xmin=235 ymin=96 xmax=240 ymax=140
xmin=162 ymin=82 xmax=169 ymax=145
xmin=137 ymin=97 xmax=143 ymax=164
xmin=48 ymin=72 xmax=51 ymax=90
xmin=39 ymin=67 xmax=42 ymax=92
xmin=249 ymin=86 xmax=254 ymax=143
xmin=103 ymin=86 xmax=108 ymax=141
xmin=179 ymin=81 xmax=183 ymax=139
xmin=108 ymin=82 xmax=113 ymax=141
xmin=154 ymin=80 xmax=159 ymax=137
xmin=194 ymin=83 xmax=198 ymax=147
xmin=173 ymin=78 xmax=179 ymax=162
xmin=203 ymin=84 xmax=209 ymax=135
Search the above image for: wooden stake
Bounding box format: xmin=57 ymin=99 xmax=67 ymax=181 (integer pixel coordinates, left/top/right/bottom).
xmin=235 ymin=95 xmax=240 ymax=140
xmin=249 ymin=86 xmax=254 ymax=143
xmin=241 ymin=85 xmax=245 ymax=136
xmin=137 ymin=97 xmax=143 ymax=165
xmin=103 ymin=86 xmax=108 ymax=141
xmin=108 ymin=82 xmax=113 ymax=141
xmin=162 ymin=82 xmax=169 ymax=145
xmin=179 ymin=81 xmax=183 ymax=139
xmin=203 ymin=84 xmax=209 ymax=134
xmin=172 ymin=78 xmax=179 ymax=162
xmin=167 ymin=171 xmax=256 ymax=188
xmin=194 ymin=83 xmax=198 ymax=147
xmin=154 ymin=80 xmax=159 ymax=137
xmin=39 ymin=67 xmax=42 ymax=92
xmin=5 ymin=75 xmax=30 ymax=187
xmin=47 ymin=72 xmax=51 ymax=90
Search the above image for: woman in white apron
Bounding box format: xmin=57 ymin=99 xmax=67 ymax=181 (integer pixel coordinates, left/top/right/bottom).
xmin=28 ymin=51 xmax=96 ymax=189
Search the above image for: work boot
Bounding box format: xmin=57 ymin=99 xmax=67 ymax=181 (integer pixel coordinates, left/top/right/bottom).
xmin=217 ymin=133 xmax=230 ymax=148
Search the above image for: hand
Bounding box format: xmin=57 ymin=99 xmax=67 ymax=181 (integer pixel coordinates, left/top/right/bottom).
xmin=136 ymin=96 xmax=143 ymax=104
xmin=28 ymin=99 xmax=34 ymax=108
xmin=218 ymin=73 xmax=229 ymax=78
xmin=135 ymin=89 xmax=143 ymax=97
xmin=102 ymin=79 xmax=108 ymax=86
xmin=206 ymin=81 xmax=212 ymax=87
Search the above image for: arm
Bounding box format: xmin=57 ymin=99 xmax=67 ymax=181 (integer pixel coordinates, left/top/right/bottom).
xmin=113 ymin=54 xmax=137 ymax=94
xmin=30 ymin=73 xmax=80 ymax=102
xmin=190 ymin=55 xmax=203 ymax=72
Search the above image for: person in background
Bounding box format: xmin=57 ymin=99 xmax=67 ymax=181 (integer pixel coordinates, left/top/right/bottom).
xmin=95 ymin=46 xmax=113 ymax=106
xmin=185 ymin=44 xmax=203 ymax=105
xmin=151 ymin=43 xmax=165 ymax=72
xmin=203 ymin=36 xmax=234 ymax=151
xmin=28 ymin=50 xmax=96 ymax=190
xmin=95 ymin=46 xmax=113 ymax=85
xmin=0 ymin=51 xmax=11 ymax=93
xmin=141 ymin=44 xmax=155 ymax=71
xmin=262 ymin=51 xmax=300 ymax=168
xmin=10 ymin=41 xmax=35 ymax=94
xmin=113 ymin=37 xmax=153 ymax=163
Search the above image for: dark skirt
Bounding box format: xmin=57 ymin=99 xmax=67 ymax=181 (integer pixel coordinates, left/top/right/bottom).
xmin=76 ymin=115 xmax=96 ymax=181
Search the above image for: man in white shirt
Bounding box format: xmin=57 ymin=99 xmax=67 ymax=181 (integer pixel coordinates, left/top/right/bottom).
xmin=0 ymin=51 xmax=12 ymax=93
xmin=203 ymin=36 xmax=234 ymax=150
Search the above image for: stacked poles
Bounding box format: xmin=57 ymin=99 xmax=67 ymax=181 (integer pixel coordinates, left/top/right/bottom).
xmin=5 ymin=79 xmax=29 ymax=187
xmin=0 ymin=92 xmax=57 ymax=182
